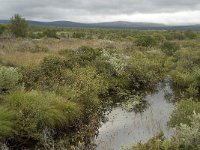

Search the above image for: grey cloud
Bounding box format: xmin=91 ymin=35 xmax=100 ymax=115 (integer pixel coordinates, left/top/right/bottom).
xmin=0 ymin=0 xmax=200 ymax=22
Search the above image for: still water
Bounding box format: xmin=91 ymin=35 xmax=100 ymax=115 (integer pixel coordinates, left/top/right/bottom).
xmin=95 ymin=83 xmax=174 ymax=150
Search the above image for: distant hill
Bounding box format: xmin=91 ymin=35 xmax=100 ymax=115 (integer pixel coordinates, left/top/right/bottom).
xmin=0 ymin=20 xmax=200 ymax=30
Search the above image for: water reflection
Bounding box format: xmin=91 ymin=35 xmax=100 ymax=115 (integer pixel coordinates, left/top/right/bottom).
xmin=95 ymin=83 xmax=175 ymax=150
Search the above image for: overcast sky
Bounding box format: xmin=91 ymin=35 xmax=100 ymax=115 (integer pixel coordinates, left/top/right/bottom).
xmin=1 ymin=0 xmax=200 ymax=25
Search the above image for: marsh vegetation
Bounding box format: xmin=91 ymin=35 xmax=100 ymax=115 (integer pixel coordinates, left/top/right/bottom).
xmin=0 ymin=15 xmax=200 ymax=150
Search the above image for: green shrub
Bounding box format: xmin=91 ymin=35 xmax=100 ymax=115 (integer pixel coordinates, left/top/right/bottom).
xmin=171 ymin=71 xmax=196 ymax=89
xmin=165 ymin=32 xmax=186 ymax=40
xmin=21 ymin=56 xmax=68 ymax=90
xmin=10 ymin=14 xmax=28 ymax=37
xmin=171 ymin=68 xmax=200 ymax=98
xmin=161 ymin=41 xmax=180 ymax=56
xmin=0 ymin=66 xmax=21 ymax=93
xmin=176 ymin=112 xmax=200 ymax=149
xmin=0 ymin=24 xmax=7 ymax=35
xmin=153 ymin=33 xmax=165 ymax=42
xmin=72 ymin=32 xmax=86 ymax=39
xmin=5 ymin=90 xmax=82 ymax=143
xmin=28 ymin=32 xmax=45 ymax=39
xmin=0 ymin=107 xmax=16 ymax=138
xmin=62 ymin=46 xmax=103 ymax=68
xmin=130 ymin=133 xmax=179 ymax=150
xmin=71 ymin=66 xmax=108 ymax=95
xmin=94 ymin=60 xmax=117 ymax=77
xmin=136 ymin=36 xmax=157 ymax=48
xmin=184 ymin=30 xmax=197 ymax=39
xmin=77 ymin=46 xmax=102 ymax=62
xmin=174 ymin=48 xmax=200 ymax=68
xmin=194 ymin=69 xmax=200 ymax=87
xmin=40 ymin=56 xmax=65 ymax=76
xmin=169 ymin=99 xmax=200 ymax=127
xmin=126 ymin=51 xmax=167 ymax=90
xmin=43 ymin=29 xmax=58 ymax=38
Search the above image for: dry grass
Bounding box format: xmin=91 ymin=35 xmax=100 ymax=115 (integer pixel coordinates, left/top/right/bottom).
xmin=0 ymin=51 xmax=49 ymax=66
xmin=0 ymin=38 xmax=128 ymax=66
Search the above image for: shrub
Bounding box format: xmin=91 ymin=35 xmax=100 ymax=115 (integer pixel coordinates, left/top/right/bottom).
xmin=174 ymin=48 xmax=200 ymax=68
xmin=169 ymin=99 xmax=200 ymax=127
xmin=21 ymin=56 xmax=67 ymax=90
xmin=0 ymin=24 xmax=7 ymax=35
xmin=126 ymin=51 xmax=167 ymax=90
xmin=94 ymin=60 xmax=116 ymax=77
xmin=171 ymin=71 xmax=196 ymax=89
xmin=62 ymin=46 xmax=102 ymax=68
xmin=171 ymin=68 xmax=200 ymax=98
xmin=136 ymin=36 xmax=157 ymax=48
xmin=72 ymin=66 xmax=108 ymax=95
xmin=153 ymin=33 xmax=165 ymax=42
xmin=176 ymin=112 xmax=200 ymax=149
xmin=0 ymin=66 xmax=22 ymax=93
xmin=161 ymin=41 xmax=180 ymax=56
xmin=165 ymin=32 xmax=186 ymax=40
xmin=184 ymin=30 xmax=197 ymax=39
xmin=77 ymin=46 xmax=102 ymax=62
xmin=10 ymin=14 xmax=28 ymax=37
xmin=0 ymin=107 xmax=16 ymax=138
xmin=72 ymin=32 xmax=85 ymax=39
xmin=43 ymin=29 xmax=58 ymax=38
xmin=99 ymin=49 xmax=129 ymax=75
xmin=130 ymin=133 xmax=179 ymax=150
xmin=4 ymin=90 xmax=82 ymax=144
xmin=39 ymin=56 xmax=63 ymax=77
xmin=194 ymin=69 xmax=200 ymax=87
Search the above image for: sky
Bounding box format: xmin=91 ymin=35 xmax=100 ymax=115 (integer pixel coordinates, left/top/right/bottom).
xmin=1 ymin=0 xmax=200 ymax=25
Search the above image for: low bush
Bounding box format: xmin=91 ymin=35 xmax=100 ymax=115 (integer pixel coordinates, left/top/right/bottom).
xmin=129 ymin=133 xmax=179 ymax=150
xmin=3 ymin=90 xmax=82 ymax=146
xmin=171 ymin=71 xmax=195 ymax=89
xmin=161 ymin=41 xmax=180 ymax=56
xmin=0 ymin=66 xmax=22 ymax=93
xmin=165 ymin=31 xmax=186 ymax=40
xmin=136 ymin=36 xmax=157 ymax=48
xmin=43 ymin=29 xmax=58 ymax=38
xmin=0 ymin=107 xmax=16 ymax=138
xmin=169 ymin=99 xmax=200 ymax=127
xmin=171 ymin=68 xmax=200 ymax=98
xmin=184 ymin=30 xmax=197 ymax=39
xmin=0 ymin=25 xmax=7 ymax=35
xmin=72 ymin=32 xmax=86 ymax=39
xmin=176 ymin=112 xmax=200 ymax=149
xmin=126 ymin=51 xmax=168 ymax=90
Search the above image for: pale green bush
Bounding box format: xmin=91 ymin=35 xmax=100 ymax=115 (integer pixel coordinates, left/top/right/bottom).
xmin=101 ymin=49 xmax=129 ymax=75
xmin=0 ymin=66 xmax=21 ymax=93
xmin=176 ymin=112 xmax=200 ymax=149
xmin=169 ymin=99 xmax=200 ymax=127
